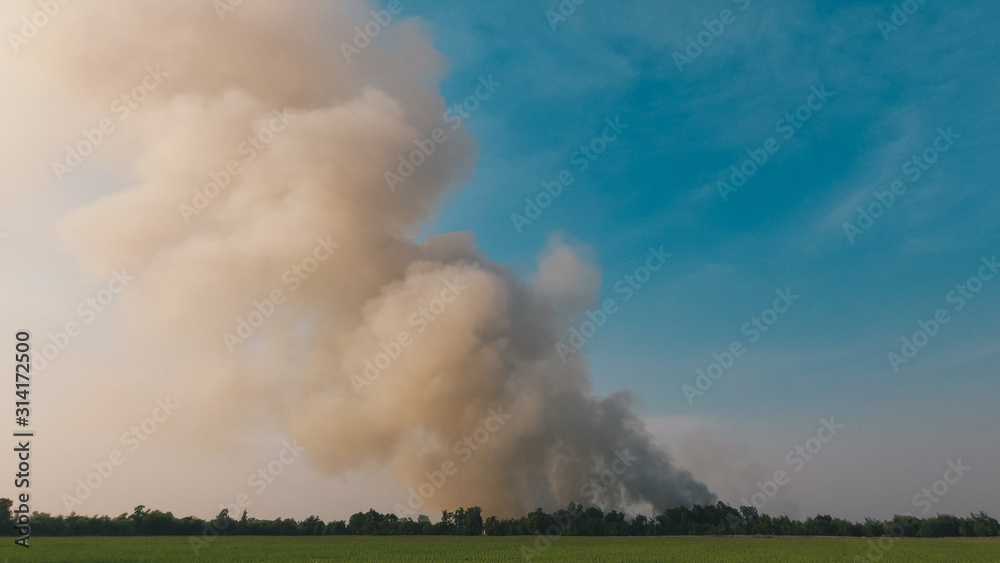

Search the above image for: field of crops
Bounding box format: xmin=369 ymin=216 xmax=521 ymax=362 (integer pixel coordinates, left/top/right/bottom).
xmin=0 ymin=536 xmax=1000 ymax=563
xmin=1 ymin=536 xmax=998 ymax=562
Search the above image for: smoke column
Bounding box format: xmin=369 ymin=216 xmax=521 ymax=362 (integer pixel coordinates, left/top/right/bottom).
xmin=1 ymin=0 xmax=714 ymax=516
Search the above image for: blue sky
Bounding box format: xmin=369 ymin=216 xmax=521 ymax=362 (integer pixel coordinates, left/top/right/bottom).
xmin=408 ymin=0 xmax=1000 ymax=517
xmin=2 ymin=0 xmax=996 ymax=524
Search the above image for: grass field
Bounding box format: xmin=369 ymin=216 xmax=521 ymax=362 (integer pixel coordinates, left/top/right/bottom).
xmin=1 ymin=536 xmax=998 ymax=562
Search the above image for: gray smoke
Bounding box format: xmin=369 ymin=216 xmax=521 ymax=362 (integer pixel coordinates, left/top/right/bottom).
xmin=2 ymin=0 xmax=714 ymax=516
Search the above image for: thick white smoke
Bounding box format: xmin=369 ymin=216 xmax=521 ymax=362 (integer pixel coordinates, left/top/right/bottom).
xmin=1 ymin=0 xmax=713 ymax=517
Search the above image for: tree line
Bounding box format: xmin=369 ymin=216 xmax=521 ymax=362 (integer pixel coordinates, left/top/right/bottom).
xmin=3 ymin=498 xmax=998 ymax=538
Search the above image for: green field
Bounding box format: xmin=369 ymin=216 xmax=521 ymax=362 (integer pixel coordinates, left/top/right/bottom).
xmin=1 ymin=536 xmax=998 ymax=562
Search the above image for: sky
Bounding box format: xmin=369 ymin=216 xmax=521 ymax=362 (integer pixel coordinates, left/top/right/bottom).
xmin=0 ymin=0 xmax=998 ymax=524
xmin=408 ymin=0 xmax=1000 ymax=520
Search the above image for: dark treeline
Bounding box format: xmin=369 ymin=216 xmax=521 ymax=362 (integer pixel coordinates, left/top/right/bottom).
xmin=4 ymin=498 xmax=999 ymax=538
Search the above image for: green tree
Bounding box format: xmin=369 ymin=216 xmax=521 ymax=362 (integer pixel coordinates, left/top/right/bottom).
xmin=299 ymin=515 xmax=325 ymax=535
xmin=211 ymin=508 xmax=234 ymax=535
xmin=0 ymin=498 xmax=12 ymax=532
xmin=971 ymin=512 xmax=1000 ymax=537
xmin=453 ymin=506 xmax=483 ymax=535
xmin=129 ymin=505 xmax=147 ymax=534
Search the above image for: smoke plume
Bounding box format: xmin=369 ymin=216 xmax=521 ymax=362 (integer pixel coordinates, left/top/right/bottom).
xmin=2 ymin=0 xmax=714 ymax=516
